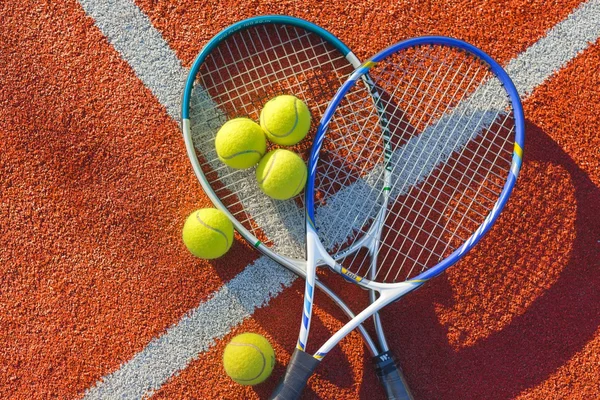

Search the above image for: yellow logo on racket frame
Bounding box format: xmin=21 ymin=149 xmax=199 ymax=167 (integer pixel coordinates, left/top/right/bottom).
xmin=341 ymin=267 xmax=363 ymax=283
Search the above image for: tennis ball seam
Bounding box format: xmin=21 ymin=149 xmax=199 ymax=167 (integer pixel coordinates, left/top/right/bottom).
xmin=220 ymin=149 xmax=264 ymax=160
xmin=256 ymin=151 xmax=277 ymax=185
xmin=261 ymin=99 xmax=300 ymax=139
xmin=226 ymin=343 xmax=266 ymax=382
xmin=195 ymin=213 xmax=230 ymax=248
xmin=292 ymin=165 xmax=307 ymax=197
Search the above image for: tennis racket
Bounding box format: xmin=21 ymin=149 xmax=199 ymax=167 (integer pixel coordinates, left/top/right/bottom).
xmin=270 ymin=36 xmax=525 ymax=399
xmin=180 ymin=15 xmax=411 ymax=399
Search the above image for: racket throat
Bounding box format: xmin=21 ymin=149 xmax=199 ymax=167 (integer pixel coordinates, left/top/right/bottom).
xmin=343 ymin=206 xmax=388 ymax=282
xmin=297 ymin=227 xmax=326 ymax=350
xmin=316 ymin=283 xmax=418 ymax=357
xmin=369 ymin=288 xmax=390 ymax=350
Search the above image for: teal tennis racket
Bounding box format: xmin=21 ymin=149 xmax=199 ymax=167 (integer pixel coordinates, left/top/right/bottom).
xmin=181 ymin=16 xmax=412 ymax=399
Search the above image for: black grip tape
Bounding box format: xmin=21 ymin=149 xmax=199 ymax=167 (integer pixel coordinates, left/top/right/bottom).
xmin=373 ymin=350 xmax=414 ymax=400
xmin=270 ymin=349 xmax=320 ymax=400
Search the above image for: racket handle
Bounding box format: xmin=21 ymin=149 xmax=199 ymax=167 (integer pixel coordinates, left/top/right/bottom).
xmin=373 ymin=350 xmax=414 ymax=400
xmin=270 ymin=348 xmax=320 ymax=400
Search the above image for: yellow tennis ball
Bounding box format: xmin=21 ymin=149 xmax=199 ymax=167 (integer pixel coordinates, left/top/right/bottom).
xmin=260 ymin=95 xmax=311 ymax=146
xmin=223 ymin=333 xmax=275 ymax=386
xmin=182 ymin=208 xmax=233 ymax=259
xmin=215 ymin=118 xmax=266 ymax=169
xmin=256 ymin=149 xmax=307 ymax=200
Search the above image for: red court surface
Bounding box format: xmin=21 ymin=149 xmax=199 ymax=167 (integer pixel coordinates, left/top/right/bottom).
xmin=1 ymin=1 xmax=599 ymax=399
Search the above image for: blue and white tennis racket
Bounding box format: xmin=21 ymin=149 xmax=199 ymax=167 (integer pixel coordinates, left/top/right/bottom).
xmin=271 ymin=36 xmax=525 ymax=399
xmin=181 ymin=16 xmax=411 ymax=398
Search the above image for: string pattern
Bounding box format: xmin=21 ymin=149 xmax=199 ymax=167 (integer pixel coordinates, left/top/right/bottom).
xmin=314 ymin=44 xmax=516 ymax=283
xmin=188 ymin=24 xmax=354 ymax=259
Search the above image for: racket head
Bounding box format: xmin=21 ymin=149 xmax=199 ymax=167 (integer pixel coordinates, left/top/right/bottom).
xmin=181 ymin=15 xmax=361 ymax=268
xmin=306 ymin=36 xmax=525 ymax=286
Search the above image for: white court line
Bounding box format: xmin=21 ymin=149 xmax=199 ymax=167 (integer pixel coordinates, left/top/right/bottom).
xmin=78 ymin=0 xmax=187 ymax=121
xmin=80 ymin=0 xmax=600 ymax=398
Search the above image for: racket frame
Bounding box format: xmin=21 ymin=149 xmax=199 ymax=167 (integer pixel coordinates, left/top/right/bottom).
xmin=298 ymin=35 xmax=525 ymax=360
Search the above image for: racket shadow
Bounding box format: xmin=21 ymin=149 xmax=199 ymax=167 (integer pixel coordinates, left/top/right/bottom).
xmin=361 ymin=121 xmax=600 ymax=400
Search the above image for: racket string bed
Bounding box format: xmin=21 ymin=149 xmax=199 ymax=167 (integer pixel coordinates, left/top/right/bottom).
xmin=188 ymin=24 xmax=355 ymax=259
xmin=427 ymin=114 xmax=513 ymax=258
xmin=388 ymin=82 xmax=496 ymax=278
xmin=313 ymin=44 xmax=517 ymax=283
xmin=316 ymin=49 xmax=477 ymax=255
xmin=381 ymin=85 xmax=509 ymax=281
xmin=199 ymin=44 xmax=346 ymax=120
xmin=388 ymin=91 xmax=514 ymax=281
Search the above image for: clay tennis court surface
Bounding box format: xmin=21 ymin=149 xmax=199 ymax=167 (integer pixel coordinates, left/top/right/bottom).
xmin=1 ymin=1 xmax=599 ymax=399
